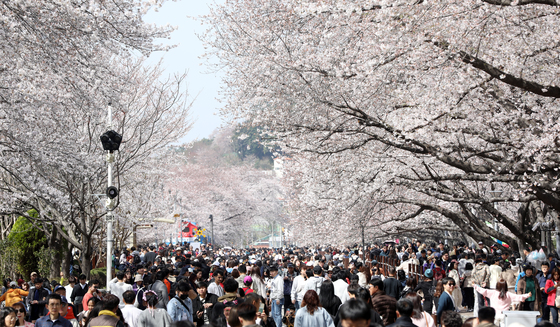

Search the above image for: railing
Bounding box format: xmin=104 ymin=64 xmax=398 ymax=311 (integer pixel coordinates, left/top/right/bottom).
xmin=371 ymin=254 xmax=427 ymax=282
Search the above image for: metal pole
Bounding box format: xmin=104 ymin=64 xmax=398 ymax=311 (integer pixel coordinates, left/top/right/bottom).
xmin=210 ymin=215 xmax=214 ymax=247
xmin=106 ymin=103 xmax=114 ymax=292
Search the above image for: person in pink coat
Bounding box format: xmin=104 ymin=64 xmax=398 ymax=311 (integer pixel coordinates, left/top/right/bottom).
xmin=545 ymin=267 xmax=560 ymax=325
xmin=473 ymin=279 xmax=531 ymax=325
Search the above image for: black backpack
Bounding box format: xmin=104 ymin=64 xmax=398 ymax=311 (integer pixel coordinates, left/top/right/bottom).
xmin=133 ymin=254 xmax=141 ymax=264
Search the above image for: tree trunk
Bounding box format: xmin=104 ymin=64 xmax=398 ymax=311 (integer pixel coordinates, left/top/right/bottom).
xmin=61 ymin=242 xmax=73 ymax=279
xmin=48 ymin=227 xmax=62 ymax=281
xmin=80 ymin=234 xmax=94 ymax=280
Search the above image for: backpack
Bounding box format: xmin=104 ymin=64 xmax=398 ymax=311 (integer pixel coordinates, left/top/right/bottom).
xmin=133 ymin=254 xmax=141 ymax=264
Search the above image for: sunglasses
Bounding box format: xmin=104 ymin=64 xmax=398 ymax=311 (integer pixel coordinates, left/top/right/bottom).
xmin=15 ymin=308 xmax=25 ymax=313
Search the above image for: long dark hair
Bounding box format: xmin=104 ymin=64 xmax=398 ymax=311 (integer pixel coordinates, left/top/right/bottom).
xmin=302 ymin=290 xmax=320 ymax=315
xmin=433 ymin=280 xmax=444 ymax=298
xmin=405 ymin=292 xmax=423 ymax=319
xmin=83 ymin=301 xmax=104 ymax=327
xmin=318 ymin=280 xmax=337 ymax=315
xmin=552 ymin=268 xmax=560 ymax=281
xmin=145 ymin=291 xmax=159 ymax=308
xmin=496 ymin=279 xmax=508 ymax=300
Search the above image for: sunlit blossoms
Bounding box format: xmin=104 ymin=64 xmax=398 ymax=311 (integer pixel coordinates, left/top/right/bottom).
xmin=202 ymin=0 xmax=560 ymax=249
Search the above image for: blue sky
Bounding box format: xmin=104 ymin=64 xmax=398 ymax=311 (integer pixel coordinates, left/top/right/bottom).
xmin=145 ymin=0 xmax=224 ymax=143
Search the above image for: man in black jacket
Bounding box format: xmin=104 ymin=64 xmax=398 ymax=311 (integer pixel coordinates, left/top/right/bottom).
xmin=382 ymin=266 xmax=402 ymax=300
xmin=192 ymin=281 xmax=218 ymax=326
xmin=27 ymin=278 xmax=50 ymax=322
xmin=70 ymin=274 xmax=88 ymax=312
xmin=387 ymin=298 xmax=416 ymax=327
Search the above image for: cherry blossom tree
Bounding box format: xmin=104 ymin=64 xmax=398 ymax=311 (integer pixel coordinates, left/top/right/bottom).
xmin=155 ymin=127 xmax=286 ymax=247
xmin=0 ymin=0 xmax=192 ymax=277
xmin=202 ymin=0 xmax=560 ymax=250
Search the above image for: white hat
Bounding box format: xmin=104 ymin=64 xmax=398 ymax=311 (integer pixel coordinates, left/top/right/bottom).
xmin=306 ymin=261 xmax=314 ymax=267
xmin=212 ymin=261 xmax=220 ymax=266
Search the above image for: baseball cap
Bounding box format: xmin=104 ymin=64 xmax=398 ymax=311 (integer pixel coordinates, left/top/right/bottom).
xmin=60 ymin=296 xmax=68 ymax=304
xmin=243 ymin=276 xmax=253 ymax=284
xmin=54 ymin=285 xmax=65 ymax=293
xmin=30 ymin=272 xmax=38 ymax=276
xmin=478 ymin=241 xmax=484 ymax=245
xmin=424 ymin=269 xmax=433 ymax=278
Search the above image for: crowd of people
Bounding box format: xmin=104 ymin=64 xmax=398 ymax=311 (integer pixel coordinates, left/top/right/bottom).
xmin=0 ymin=240 xmax=559 ymax=327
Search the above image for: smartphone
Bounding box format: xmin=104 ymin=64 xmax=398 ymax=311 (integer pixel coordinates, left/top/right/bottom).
xmin=259 ymin=303 xmax=264 ymax=314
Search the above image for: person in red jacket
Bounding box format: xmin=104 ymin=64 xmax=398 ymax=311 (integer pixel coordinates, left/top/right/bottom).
xmin=545 ymin=267 xmax=560 ymax=325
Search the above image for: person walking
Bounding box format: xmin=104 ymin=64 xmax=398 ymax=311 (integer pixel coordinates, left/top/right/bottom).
xmin=87 ymin=294 xmax=124 ymax=327
xmin=0 ymin=282 xmax=29 ymax=308
xmin=293 ymin=290 xmax=334 ymax=327
xmin=167 ymin=282 xmax=193 ymax=323
xmin=537 ymin=261 xmax=552 ymax=321
xmin=35 ymin=294 xmax=73 ymax=327
xmin=291 ymin=269 xmax=308 ymax=310
xmin=405 ymin=293 xmax=435 ymax=327
xmin=192 ymin=281 xmax=218 ymax=327
xmin=121 ymin=291 xmax=142 ymax=327
xmin=27 ymin=278 xmax=49 ymax=323
xmin=545 ymin=267 xmax=560 ymax=325
xmin=108 ymin=271 xmax=133 ymax=308
xmin=318 ymin=280 xmax=341 ymax=319
xmin=148 ymin=271 xmax=169 ymax=310
xmin=436 ymin=277 xmax=456 ymax=326
xmin=383 ymin=266 xmax=402 ymax=300
xmin=70 ymin=275 xmax=88 ymax=313
xmin=517 ymin=265 xmax=541 ymax=311
xmin=387 ymin=298 xmax=417 ymax=327
xmin=207 ymin=269 xmax=225 ymax=298
xmin=0 ymin=307 xmax=17 ymax=327
xmin=268 ymin=265 xmax=284 ymax=327
xmin=414 ymin=269 xmax=435 ymax=314
xmin=369 ymin=278 xmax=397 ymax=325
xmin=447 ymin=261 xmax=463 ymax=311
xmin=136 ymin=291 xmax=172 ymax=327
xmin=472 ymin=255 xmax=490 ymax=317
xmin=11 ymin=302 xmax=33 ymax=327
xmin=473 ymin=279 xmax=531 ymax=325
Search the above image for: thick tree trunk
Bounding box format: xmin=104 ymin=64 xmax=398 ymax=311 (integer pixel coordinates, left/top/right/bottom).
xmin=61 ymin=242 xmax=73 ymax=279
xmin=48 ymin=227 xmax=65 ymax=281
xmin=80 ymin=235 xmax=94 ymax=280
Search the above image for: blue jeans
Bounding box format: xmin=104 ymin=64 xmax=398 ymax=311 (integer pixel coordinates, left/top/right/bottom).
xmin=550 ymin=306 xmax=559 ymax=325
xmin=294 ymin=300 xmax=300 ymax=311
xmin=271 ymin=298 xmax=284 ymax=327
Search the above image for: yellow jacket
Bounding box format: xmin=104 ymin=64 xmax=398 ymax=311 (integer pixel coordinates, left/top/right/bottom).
xmin=0 ymin=288 xmax=29 ymax=307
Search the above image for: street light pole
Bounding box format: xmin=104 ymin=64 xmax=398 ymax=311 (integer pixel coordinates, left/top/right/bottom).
xmin=105 ymin=103 xmax=114 ymax=291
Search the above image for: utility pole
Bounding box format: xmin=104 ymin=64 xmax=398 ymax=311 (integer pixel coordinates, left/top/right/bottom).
xmin=105 ymin=103 xmax=115 ymax=291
